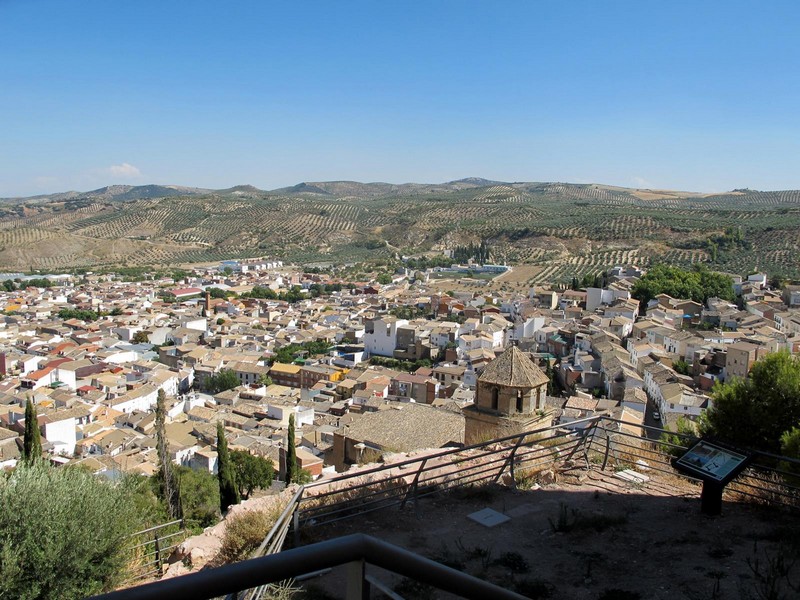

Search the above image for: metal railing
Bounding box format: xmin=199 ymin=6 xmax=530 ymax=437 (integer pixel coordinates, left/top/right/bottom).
xmin=107 ymin=414 xmax=800 ymax=600
xmin=586 ymin=415 xmax=800 ymax=509
xmin=93 ymin=534 xmax=528 ymax=600
xmin=230 ymin=487 xmax=306 ymax=600
xmin=296 ymin=415 xmax=599 ymax=529
xmin=125 ymin=519 xmax=186 ymax=584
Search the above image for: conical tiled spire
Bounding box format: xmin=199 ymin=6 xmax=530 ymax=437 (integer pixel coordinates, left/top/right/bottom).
xmin=478 ymin=346 xmax=549 ymax=388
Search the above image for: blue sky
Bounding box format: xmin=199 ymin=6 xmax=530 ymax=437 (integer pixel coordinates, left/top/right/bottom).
xmin=1 ymin=0 xmax=799 ymax=196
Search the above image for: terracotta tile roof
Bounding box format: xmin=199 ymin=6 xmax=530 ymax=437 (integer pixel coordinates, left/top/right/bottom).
xmin=478 ymin=346 xmax=549 ymax=388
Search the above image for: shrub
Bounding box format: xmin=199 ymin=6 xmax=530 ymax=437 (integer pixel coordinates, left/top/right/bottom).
xmin=703 ymin=351 xmax=800 ymax=453
xmin=0 ymin=463 xmax=140 ymax=599
xmin=218 ymin=507 xmax=281 ymax=562
xmin=176 ymin=466 xmax=220 ymax=529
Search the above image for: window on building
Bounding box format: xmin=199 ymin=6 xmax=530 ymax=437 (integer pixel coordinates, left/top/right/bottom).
xmin=491 ymin=387 xmax=499 ymax=411
xmin=516 ymin=390 xmax=523 ymax=413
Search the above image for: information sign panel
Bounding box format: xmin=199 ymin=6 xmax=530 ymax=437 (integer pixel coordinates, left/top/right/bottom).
xmin=674 ymin=440 xmax=749 ymax=485
xmin=672 ymin=438 xmax=753 ymax=515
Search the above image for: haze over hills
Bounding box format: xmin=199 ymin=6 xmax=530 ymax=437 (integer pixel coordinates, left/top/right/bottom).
xmin=0 ymin=178 xmax=758 ymax=205
xmin=0 ymin=177 xmax=520 ymax=204
xmin=0 ymin=179 xmax=798 ymax=282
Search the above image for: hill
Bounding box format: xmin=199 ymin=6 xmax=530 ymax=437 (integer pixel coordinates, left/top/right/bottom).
xmin=0 ymin=180 xmax=799 ymax=280
xmin=1 ymin=184 xmax=212 ymax=205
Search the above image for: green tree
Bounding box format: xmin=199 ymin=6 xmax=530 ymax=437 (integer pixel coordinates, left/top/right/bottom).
xmin=58 ymin=307 xmax=99 ymax=322
xmin=770 ymin=273 xmax=788 ymax=290
xmin=672 ymin=358 xmax=690 ymax=376
xmin=545 ymin=360 xmax=557 ymax=396
xmin=208 ymin=368 xmax=240 ymax=393
xmin=702 ymin=351 xmax=800 ymax=453
xmin=155 ymin=390 xmax=181 ymax=519
xmin=176 ymin=466 xmax=220 ymax=529
xmin=659 ymin=416 xmax=698 ymax=457
xmin=217 ymin=422 xmax=240 ymax=512
xmin=781 ymin=426 xmax=800 ymax=460
xmin=631 ymin=264 xmax=735 ymax=309
xmin=132 ymin=330 xmax=149 ymax=344
xmin=780 ymin=426 xmax=800 ymax=476
xmin=286 ymin=413 xmax=297 ymax=487
xmin=247 ymin=285 xmax=277 ymax=300
xmin=294 ymin=468 xmax=313 ymax=484
xmin=23 ymin=278 xmax=54 ymax=288
xmin=271 ymin=340 xmax=331 ymax=365
xmin=23 ymin=397 xmax=42 ymax=464
xmin=208 ymin=287 xmax=228 ymax=299
xmin=0 ymin=462 xmax=140 ymax=598
xmin=258 ymin=373 xmax=273 ymax=387
xmin=125 ymin=473 xmax=169 ymax=526
xmin=376 ymin=273 xmax=393 ymax=285
xmin=230 ymin=450 xmax=275 ymax=499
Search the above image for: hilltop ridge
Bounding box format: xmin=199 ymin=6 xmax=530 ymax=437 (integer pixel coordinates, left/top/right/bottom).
xmin=0 ymin=179 xmax=797 ymax=279
xmin=0 ymin=178 xmax=743 ymax=204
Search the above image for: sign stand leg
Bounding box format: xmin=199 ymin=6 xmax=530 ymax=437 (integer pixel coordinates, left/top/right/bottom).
xmin=700 ymin=481 xmax=723 ymax=516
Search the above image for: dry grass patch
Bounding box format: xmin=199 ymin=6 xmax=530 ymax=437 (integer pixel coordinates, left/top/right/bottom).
xmin=217 ymin=505 xmax=283 ymax=563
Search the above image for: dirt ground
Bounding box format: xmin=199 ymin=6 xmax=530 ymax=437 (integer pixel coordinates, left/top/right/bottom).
xmin=490 ymin=265 xmax=544 ymax=294
xmin=297 ymin=469 xmax=800 ymax=600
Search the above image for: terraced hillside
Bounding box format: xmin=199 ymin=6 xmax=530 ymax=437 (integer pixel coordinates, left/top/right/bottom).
xmin=1 ymin=180 xmax=799 ymax=280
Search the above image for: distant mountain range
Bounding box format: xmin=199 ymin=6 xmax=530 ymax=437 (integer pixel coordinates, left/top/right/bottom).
xmin=0 ymin=178 xmax=517 ymax=204
xmin=0 ymin=179 xmax=797 ymax=282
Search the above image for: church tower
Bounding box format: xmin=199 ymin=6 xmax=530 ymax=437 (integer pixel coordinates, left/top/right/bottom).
xmin=464 ymin=345 xmax=551 ymax=445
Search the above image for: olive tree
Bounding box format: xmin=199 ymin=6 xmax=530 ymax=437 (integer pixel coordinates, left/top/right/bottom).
xmin=0 ymin=463 xmax=140 ymax=599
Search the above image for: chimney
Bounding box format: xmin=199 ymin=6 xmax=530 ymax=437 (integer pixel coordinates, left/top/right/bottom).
xmin=204 ymin=291 xmax=211 ymax=318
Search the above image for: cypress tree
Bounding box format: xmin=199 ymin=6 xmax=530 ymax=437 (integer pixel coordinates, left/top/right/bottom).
xmin=155 ymin=389 xmax=181 ymax=519
xmin=23 ymin=397 xmax=42 ymax=464
xmin=217 ymin=421 xmax=240 ymax=512
xmin=286 ymin=413 xmax=297 ymax=487
xmin=545 ymin=360 xmax=556 ymax=396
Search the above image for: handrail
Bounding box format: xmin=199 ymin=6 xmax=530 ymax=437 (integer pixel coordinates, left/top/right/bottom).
xmin=90 ymin=534 xmax=528 ymax=600
xmin=598 ymin=415 xmax=800 ymax=467
xmin=101 ymin=411 xmax=800 ymax=600
xmin=302 ymin=414 xmax=603 ymax=494
xmin=128 ymin=519 xmax=184 ymax=539
xmin=250 ymin=486 xmax=304 ymax=559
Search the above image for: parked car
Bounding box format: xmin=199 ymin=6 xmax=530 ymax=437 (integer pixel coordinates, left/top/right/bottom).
xmin=652 ymin=411 xmax=661 ymax=421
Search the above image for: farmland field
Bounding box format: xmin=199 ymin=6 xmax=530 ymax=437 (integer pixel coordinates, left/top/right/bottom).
xmin=1 ymin=181 xmax=799 ymax=281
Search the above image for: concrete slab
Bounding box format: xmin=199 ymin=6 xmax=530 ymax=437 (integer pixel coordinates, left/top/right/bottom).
xmin=467 ymin=507 xmax=511 ymax=527
xmin=613 ymin=469 xmax=650 ymax=484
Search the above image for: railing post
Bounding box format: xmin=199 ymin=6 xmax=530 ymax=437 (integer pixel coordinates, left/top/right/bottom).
xmin=346 ymin=559 xmax=370 ymax=600
xmin=153 ymin=534 xmax=161 ymax=573
xmin=564 ymin=420 xmax=591 ymax=461
xmin=583 ymin=420 xmax=600 ymax=467
xmin=400 ymin=458 xmax=428 ymax=510
xmin=494 ymin=433 xmax=526 ymax=487
xmin=601 ymin=433 xmax=611 ymax=471
xmin=293 ymin=493 xmax=302 ymax=548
